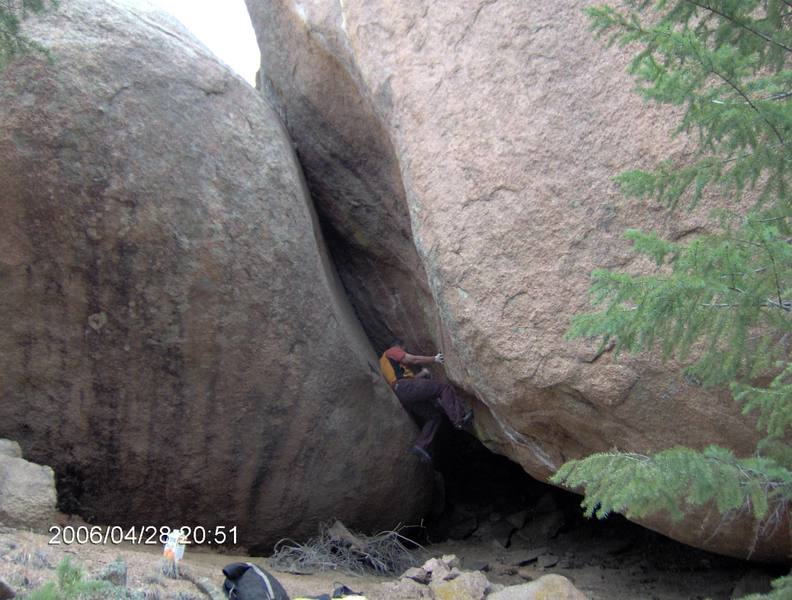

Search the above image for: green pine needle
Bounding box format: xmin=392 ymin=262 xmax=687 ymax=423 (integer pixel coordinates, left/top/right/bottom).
xmin=560 ymin=2 xmax=792 ymax=592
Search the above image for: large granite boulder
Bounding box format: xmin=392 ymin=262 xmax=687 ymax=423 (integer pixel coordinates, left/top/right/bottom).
xmin=0 ymin=439 xmax=57 ymax=530
xmin=0 ymin=0 xmax=430 ymax=547
xmin=246 ymin=0 xmax=789 ymax=559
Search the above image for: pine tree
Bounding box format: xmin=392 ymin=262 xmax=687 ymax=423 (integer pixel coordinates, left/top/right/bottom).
xmin=549 ymin=0 xmax=792 ymax=593
xmin=0 ymin=0 xmax=53 ymax=71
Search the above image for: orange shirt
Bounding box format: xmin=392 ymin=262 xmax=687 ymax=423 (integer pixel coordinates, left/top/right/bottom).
xmin=379 ymin=346 xmax=416 ymax=386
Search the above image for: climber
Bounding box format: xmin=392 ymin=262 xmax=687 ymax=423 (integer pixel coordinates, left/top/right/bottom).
xmin=379 ymin=338 xmax=473 ymax=464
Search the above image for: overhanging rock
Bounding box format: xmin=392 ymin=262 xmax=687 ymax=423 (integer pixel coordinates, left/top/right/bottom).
xmin=245 ymin=0 xmax=789 ymax=560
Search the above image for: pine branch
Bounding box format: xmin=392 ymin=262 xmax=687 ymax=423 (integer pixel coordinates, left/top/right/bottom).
xmin=762 ymin=91 xmax=792 ymax=102
xmin=710 ymin=67 xmax=788 ymax=148
xmin=754 ymin=225 xmax=785 ymax=310
xmin=551 ymin=446 xmax=792 ymax=525
xmin=564 ymin=2 xmax=792 ymax=570
xmin=683 ymin=0 xmax=792 ymax=55
xmin=756 ymin=216 xmax=791 ymax=223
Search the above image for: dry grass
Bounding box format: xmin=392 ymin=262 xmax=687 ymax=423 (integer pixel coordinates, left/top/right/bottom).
xmin=269 ymin=521 xmax=422 ymax=577
xmin=159 ymin=557 xmax=180 ymax=580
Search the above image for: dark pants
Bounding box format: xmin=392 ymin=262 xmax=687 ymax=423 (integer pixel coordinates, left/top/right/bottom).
xmin=394 ymin=379 xmax=466 ymax=450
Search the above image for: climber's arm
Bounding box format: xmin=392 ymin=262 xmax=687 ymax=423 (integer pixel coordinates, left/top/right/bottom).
xmin=402 ymin=352 xmax=444 ymax=366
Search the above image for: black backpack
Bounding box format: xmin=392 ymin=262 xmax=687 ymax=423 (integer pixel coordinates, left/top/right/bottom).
xmin=222 ymin=562 xmax=290 ymax=600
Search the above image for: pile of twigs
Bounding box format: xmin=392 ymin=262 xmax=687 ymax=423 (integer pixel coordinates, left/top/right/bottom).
xmin=270 ymin=520 xmax=421 ymax=576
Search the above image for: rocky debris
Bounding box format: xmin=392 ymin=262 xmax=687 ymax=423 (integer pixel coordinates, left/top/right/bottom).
xmin=394 ymin=554 xmax=588 ymax=599
xmin=486 ymin=546 xmax=569 ymax=581
xmin=448 ymin=516 xmax=478 ymax=540
xmin=430 ymin=570 xmax=490 ymax=600
xmin=0 ymin=442 xmax=21 ymax=460
xmin=445 ymin=507 xmax=479 ymax=541
xmin=490 ymin=520 xmax=517 ymax=549
xmin=505 ymin=511 xmax=528 ymax=530
xmin=463 ymin=560 xmax=490 ymax=573
xmin=440 ymin=554 xmax=461 ymax=569
xmin=488 ymin=574 xmax=588 ymax=600
xmin=536 ymin=554 xmax=560 ymax=569
xmin=491 ymin=563 xmax=517 ymax=578
xmin=396 ymin=555 xmax=495 ymax=600
xmin=514 ymin=511 xmax=566 ymax=546
xmin=0 ymin=453 xmax=57 ymax=530
xmin=466 ymin=511 xmax=520 ymax=546
xmin=401 ymin=567 xmax=430 ymax=585
xmin=374 ymin=577 xmax=433 ymax=599
xmin=420 ymin=556 xmax=456 ymax=582
xmin=0 ymin=0 xmax=430 ymax=546
xmin=245 ymin=0 xmax=788 ymax=560
xmin=512 ymin=547 xmax=549 ymax=567
xmin=0 ymin=578 xmax=15 ymax=600
xmin=516 ymin=566 xmax=533 ymax=581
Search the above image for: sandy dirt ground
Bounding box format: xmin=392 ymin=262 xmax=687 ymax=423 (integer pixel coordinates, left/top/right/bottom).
xmin=0 ymin=521 xmax=782 ymax=600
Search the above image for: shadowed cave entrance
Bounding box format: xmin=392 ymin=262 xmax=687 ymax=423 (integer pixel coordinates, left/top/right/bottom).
xmin=419 ymin=425 xmax=783 ymax=598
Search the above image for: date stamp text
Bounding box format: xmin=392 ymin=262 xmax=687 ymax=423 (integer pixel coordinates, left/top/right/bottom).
xmin=48 ymin=525 xmax=238 ymax=546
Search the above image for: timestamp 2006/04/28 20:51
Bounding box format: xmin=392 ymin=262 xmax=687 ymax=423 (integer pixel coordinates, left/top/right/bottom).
xmin=48 ymin=525 xmax=239 ymax=546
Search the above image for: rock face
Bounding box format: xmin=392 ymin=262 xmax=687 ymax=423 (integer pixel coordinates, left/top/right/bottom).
xmin=0 ymin=440 xmax=57 ymax=530
xmin=249 ymin=0 xmax=440 ymax=356
xmin=246 ymin=0 xmax=789 ymax=559
xmin=0 ymin=0 xmax=430 ymax=546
